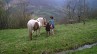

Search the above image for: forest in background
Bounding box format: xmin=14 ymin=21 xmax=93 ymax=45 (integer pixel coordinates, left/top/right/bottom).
xmin=0 ymin=0 xmax=97 ymax=29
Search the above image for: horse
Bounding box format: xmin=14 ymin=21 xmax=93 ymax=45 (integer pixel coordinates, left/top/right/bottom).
xmin=27 ymin=17 xmax=46 ymax=40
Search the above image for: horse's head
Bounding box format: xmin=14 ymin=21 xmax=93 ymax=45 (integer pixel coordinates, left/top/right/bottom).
xmin=37 ymin=17 xmax=47 ymax=27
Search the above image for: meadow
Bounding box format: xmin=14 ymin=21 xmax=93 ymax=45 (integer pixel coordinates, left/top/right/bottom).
xmin=0 ymin=19 xmax=97 ymax=54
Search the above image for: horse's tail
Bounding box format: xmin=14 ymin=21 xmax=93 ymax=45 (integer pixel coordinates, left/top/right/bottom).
xmin=27 ymin=22 xmax=31 ymax=32
xmin=27 ymin=22 xmax=33 ymax=40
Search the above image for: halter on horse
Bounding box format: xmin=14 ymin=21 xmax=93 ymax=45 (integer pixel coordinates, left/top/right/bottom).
xmin=27 ymin=17 xmax=46 ymax=40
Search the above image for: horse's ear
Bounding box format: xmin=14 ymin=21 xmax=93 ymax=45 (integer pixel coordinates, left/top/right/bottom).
xmin=43 ymin=18 xmax=45 ymax=20
xmin=44 ymin=18 xmax=47 ymax=20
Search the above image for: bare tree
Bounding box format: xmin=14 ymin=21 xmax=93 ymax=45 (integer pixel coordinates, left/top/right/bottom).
xmin=63 ymin=0 xmax=78 ymax=24
xmin=78 ymin=0 xmax=88 ymax=24
xmin=63 ymin=0 xmax=89 ymax=24
xmin=0 ymin=0 xmax=8 ymax=29
xmin=7 ymin=0 xmax=31 ymax=28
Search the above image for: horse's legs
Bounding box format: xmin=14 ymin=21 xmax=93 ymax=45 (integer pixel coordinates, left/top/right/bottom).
xmin=36 ymin=30 xmax=37 ymax=36
xmin=39 ymin=28 xmax=40 ymax=35
xmin=29 ymin=32 xmax=32 ymax=40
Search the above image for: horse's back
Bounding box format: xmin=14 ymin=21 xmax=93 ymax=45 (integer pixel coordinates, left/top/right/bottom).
xmin=27 ymin=19 xmax=36 ymax=31
xmin=27 ymin=19 xmax=36 ymax=26
xmin=27 ymin=19 xmax=40 ymax=32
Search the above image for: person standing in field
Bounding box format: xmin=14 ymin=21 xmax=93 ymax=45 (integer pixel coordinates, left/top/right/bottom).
xmin=45 ymin=22 xmax=50 ymax=36
xmin=49 ymin=16 xmax=55 ymax=35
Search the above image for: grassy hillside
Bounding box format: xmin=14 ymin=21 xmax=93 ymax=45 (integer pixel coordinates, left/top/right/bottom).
xmin=0 ymin=20 xmax=97 ymax=54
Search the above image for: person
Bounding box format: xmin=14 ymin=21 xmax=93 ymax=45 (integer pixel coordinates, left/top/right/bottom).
xmin=49 ymin=16 xmax=55 ymax=35
xmin=45 ymin=22 xmax=50 ymax=36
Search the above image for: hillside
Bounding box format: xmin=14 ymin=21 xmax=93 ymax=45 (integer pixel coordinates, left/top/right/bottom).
xmin=4 ymin=0 xmax=97 ymax=21
xmin=0 ymin=20 xmax=97 ymax=54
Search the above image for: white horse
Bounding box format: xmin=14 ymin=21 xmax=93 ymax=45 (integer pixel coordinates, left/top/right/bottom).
xmin=27 ymin=17 xmax=46 ymax=40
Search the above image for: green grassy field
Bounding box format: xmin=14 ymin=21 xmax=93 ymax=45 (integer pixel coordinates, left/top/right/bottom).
xmin=0 ymin=20 xmax=97 ymax=54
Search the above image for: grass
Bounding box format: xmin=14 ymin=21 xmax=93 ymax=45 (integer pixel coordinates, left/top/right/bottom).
xmin=0 ymin=19 xmax=97 ymax=54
